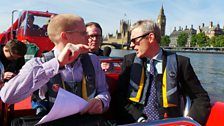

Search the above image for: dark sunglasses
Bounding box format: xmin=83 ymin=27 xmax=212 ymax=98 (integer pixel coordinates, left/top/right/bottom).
xmin=130 ymin=32 xmax=151 ymax=44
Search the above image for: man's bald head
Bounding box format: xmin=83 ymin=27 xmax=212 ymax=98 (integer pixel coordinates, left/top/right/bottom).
xmin=47 ymin=14 xmax=84 ymax=43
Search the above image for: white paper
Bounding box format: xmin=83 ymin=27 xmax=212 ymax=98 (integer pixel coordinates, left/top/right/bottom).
xmin=37 ymin=88 xmax=88 ymax=125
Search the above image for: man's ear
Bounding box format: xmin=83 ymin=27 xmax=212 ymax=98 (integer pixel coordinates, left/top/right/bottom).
xmin=148 ymin=33 xmax=155 ymax=42
xmin=3 ymin=47 xmax=10 ymax=53
xmin=61 ymin=32 xmax=68 ymax=41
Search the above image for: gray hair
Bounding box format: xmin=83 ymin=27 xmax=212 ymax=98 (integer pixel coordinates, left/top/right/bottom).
xmin=130 ymin=20 xmax=161 ymax=43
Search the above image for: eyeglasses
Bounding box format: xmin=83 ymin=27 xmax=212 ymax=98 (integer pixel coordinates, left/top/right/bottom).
xmin=87 ymin=34 xmax=102 ymax=39
xmin=65 ymin=30 xmax=87 ymax=36
xmin=130 ymin=32 xmax=150 ymax=45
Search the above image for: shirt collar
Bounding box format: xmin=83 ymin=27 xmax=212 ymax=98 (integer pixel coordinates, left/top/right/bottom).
xmin=53 ymin=47 xmax=60 ymax=57
xmin=147 ymin=48 xmax=163 ymax=62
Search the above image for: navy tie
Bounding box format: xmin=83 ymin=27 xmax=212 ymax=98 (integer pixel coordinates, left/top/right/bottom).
xmin=144 ymin=59 xmax=160 ymax=121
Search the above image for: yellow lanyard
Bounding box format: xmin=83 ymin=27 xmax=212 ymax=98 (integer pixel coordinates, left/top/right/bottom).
xmin=61 ymin=75 xmax=88 ymax=101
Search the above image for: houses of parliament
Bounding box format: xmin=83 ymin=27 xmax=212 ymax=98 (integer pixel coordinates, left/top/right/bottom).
xmin=105 ymin=6 xmax=166 ymax=45
xmin=105 ymin=5 xmax=224 ymax=48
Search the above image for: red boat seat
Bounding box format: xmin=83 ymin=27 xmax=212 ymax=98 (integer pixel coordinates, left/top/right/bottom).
xmin=1 ymin=96 xmax=35 ymax=126
xmin=103 ymin=73 xmax=120 ymax=119
xmin=206 ymin=102 xmax=224 ymax=126
xmin=14 ymin=96 xmax=34 ymax=115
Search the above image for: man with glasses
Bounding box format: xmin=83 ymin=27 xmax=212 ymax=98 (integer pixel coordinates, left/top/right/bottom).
xmin=86 ymin=22 xmax=112 ymax=72
xmin=86 ymin=22 xmax=104 ymax=56
xmin=1 ymin=14 xmax=111 ymax=126
xmin=115 ymin=20 xmax=210 ymax=125
xmin=86 ymin=22 xmax=112 ymax=57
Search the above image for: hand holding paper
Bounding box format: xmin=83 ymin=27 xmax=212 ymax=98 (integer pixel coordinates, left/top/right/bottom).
xmin=80 ymin=98 xmax=103 ymax=115
xmin=37 ymin=88 xmax=88 ymax=125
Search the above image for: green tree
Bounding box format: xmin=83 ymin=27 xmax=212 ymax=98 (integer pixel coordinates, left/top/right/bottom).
xmin=177 ymin=32 xmax=188 ymax=47
xmin=160 ymin=35 xmax=170 ymax=46
xmin=191 ymin=34 xmax=197 ymax=47
xmin=208 ymin=36 xmax=216 ymax=47
xmin=214 ymin=35 xmax=224 ymax=47
xmin=196 ymin=32 xmax=209 ymax=47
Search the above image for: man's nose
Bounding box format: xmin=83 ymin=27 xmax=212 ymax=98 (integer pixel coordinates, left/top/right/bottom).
xmin=91 ymin=36 xmax=97 ymax=40
xmin=130 ymin=42 xmax=135 ymax=48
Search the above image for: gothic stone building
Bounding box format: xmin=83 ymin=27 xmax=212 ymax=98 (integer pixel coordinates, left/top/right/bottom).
xmin=106 ymin=19 xmax=131 ymax=45
xmin=106 ymin=6 xmax=166 ymax=45
xmin=157 ymin=5 xmax=166 ymax=36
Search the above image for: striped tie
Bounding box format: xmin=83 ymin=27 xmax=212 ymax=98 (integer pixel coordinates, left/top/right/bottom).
xmin=144 ymin=59 xmax=160 ymax=121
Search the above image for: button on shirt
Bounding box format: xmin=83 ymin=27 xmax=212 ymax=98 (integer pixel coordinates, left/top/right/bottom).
xmin=0 ymin=48 xmax=111 ymax=111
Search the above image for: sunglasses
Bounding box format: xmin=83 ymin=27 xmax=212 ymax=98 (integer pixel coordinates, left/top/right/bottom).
xmin=130 ymin=32 xmax=151 ymax=45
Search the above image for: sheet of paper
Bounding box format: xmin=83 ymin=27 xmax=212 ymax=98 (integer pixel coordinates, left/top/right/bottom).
xmin=37 ymin=88 xmax=88 ymax=125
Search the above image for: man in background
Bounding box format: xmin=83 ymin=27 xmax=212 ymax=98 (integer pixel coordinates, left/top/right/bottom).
xmin=0 ymin=39 xmax=26 ymax=125
xmin=27 ymin=15 xmax=40 ymax=29
xmin=86 ymin=22 xmax=112 ymax=57
xmin=86 ymin=22 xmax=104 ymax=56
xmin=0 ymin=39 xmax=27 ymax=82
xmin=86 ymin=22 xmax=113 ymax=72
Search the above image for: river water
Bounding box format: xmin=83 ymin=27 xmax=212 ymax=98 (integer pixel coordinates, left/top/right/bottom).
xmin=110 ymin=49 xmax=224 ymax=102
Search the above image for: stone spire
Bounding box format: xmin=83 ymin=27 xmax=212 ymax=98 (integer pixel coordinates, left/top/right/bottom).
xmin=157 ymin=5 xmax=166 ymax=36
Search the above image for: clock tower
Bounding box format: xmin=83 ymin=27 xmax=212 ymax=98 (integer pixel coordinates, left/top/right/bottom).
xmin=157 ymin=5 xmax=166 ymax=36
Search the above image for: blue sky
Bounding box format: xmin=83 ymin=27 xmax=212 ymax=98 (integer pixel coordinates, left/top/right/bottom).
xmin=1 ymin=0 xmax=224 ymax=36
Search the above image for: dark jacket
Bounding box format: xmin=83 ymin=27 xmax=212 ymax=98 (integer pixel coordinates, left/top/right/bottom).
xmin=115 ymin=51 xmax=211 ymax=125
xmin=92 ymin=48 xmax=104 ymax=56
xmin=0 ymin=44 xmax=25 ymax=81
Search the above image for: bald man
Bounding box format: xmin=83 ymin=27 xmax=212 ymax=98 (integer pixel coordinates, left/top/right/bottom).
xmin=1 ymin=14 xmax=111 ymax=126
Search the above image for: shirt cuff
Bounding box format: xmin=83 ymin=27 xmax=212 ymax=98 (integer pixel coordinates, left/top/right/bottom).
xmin=95 ymin=95 xmax=110 ymax=112
xmin=42 ymin=58 xmax=59 ymax=78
